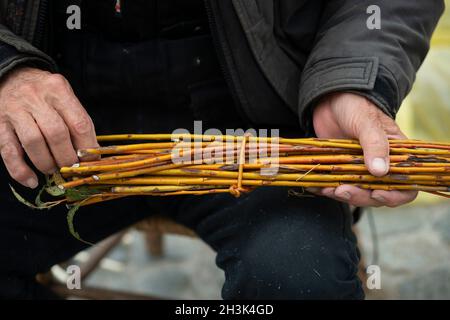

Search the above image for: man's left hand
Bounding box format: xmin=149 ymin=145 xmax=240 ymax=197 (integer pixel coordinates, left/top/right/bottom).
xmin=308 ymin=92 xmax=418 ymax=207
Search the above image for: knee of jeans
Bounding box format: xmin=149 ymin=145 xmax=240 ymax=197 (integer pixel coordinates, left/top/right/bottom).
xmin=221 ymin=217 xmax=364 ymax=300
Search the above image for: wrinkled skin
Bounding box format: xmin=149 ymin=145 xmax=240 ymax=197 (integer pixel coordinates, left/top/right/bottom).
xmin=310 ymin=92 xmax=418 ymax=207
xmin=0 ymin=67 xmax=99 ymax=188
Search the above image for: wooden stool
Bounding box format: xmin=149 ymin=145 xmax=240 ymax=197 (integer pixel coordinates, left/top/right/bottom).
xmin=136 ymin=216 xmax=197 ymax=257
xmin=38 ymin=216 xmax=197 ymax=300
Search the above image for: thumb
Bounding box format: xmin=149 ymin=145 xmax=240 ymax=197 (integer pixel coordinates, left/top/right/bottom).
xmin=357 ymin=121 xmax=390 ymax=177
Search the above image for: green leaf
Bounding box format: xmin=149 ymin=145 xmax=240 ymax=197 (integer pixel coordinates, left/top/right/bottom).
xmin=9 ymin=185 xmax=48 ymax=210
xmin=67 ymin=202 xmax=94 ymax=246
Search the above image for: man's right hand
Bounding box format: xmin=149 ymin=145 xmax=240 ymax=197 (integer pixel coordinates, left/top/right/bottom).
xmin=0 ymin=67 xmax=99 ymax=189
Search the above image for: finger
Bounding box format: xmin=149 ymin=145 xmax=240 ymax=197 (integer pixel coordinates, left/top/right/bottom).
xmin=305 ymin=187 xmax=322 ymax=195
xmin=32 ymin=106 xmax=78 ymax=167
xmin=357 ymin=116 xmax=390 ymax=177
xmin=371 ymin=189 xmax=418 ymax=207
xmin=10 ymin=111 xmax=57 ymax=174
xmin=47 ymin=77 xmax=99 ymax=158
xmin=334 ymin=185 xmax=384 ymax=207
xmin=0 ymin=122 xmax=38 ymax=188
xmin=321 ymin=187 xmax=338 ymax=198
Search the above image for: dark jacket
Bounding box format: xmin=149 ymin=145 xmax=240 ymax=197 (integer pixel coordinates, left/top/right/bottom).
xmin=0 ymin=0 xmax=445 ymax=133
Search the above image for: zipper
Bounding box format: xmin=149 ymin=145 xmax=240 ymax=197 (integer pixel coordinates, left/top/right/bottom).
xmin=203 ymin=0 xmax=251 ymax=124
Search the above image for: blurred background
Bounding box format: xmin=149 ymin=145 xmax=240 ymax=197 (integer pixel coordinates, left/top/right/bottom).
xmin=62 ymin=2 xmax=450 ymax=299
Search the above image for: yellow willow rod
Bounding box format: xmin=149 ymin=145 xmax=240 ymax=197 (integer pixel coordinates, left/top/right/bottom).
xmin=61 ymin=153 xmax=174 ymax=174
xmin=78 ymin=141 xmax=211 ymax=156
xmin=147 ymin=169 xmax=450 ymax=183
xmin=392 ymin=162 xmax=450 ymax=167
xmin=389 ymin=148 xmax=450 ymax=156
xmin=59 ymin=162 xmax=187 ymax=189
xmin=189 ymin=162 xmax=450 ymax=170
xmin=306 ymin=138 xmax=450 ymax=147
xmin=277 ymin=165 xmax=450 ymax=174
xmin=76 ymin=154 xmax=154 ymax=167
xmin=109 ymin=179 xmax=449 ymax=193
xmin=93 ymin=176 xmax=442 ymax=189
xmin=183 ymin=163 xmax=450 ymax=174
xmin=259 ymin=154 xmax=411 ymax=164
xmin=95 ymin=135 xmax=363 ymax=150
xmin=96 ymin=134 xmax=450 ymax=147
xmin=93 ymin=174 xmax=449 ymax=187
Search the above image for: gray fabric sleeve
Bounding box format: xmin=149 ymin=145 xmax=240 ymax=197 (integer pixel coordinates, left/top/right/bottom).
xmin=297 ymin=0 xmax=445 ymax=132
xmin=0 ymin=24 xmax=57 ymax=79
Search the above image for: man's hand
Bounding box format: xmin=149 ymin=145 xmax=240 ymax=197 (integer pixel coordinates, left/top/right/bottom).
xmin=0 ymin=67 xmax=99 ymax=189
xmin=310 ymin=92 xmax=417 ymax=207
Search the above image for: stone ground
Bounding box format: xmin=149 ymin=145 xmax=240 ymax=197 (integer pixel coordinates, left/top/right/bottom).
xmin=82 ymin=200 xmax=450 ymax=300
xmin=358 ymin=201 xmax=450 ymax=300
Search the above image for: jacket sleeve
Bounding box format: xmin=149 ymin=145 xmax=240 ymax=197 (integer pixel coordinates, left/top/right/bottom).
xmin=0 ymin=20 xmax=57 ymax=80
xmin=297 ymin=0 xmax=445 ymax=132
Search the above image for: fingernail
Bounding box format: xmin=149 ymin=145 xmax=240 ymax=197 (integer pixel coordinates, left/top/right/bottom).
xmin=26 ymin=178 xmax=38 ymax=189
xmin=372 ymin=195 xmax=386 ymax=202
xmin=372 ymin=158 xmax=388 ymax=175
xmin=336 ymin=191 xmax=352 ymax=200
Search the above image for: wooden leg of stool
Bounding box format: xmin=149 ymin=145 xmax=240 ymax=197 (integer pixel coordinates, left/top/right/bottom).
xmin=146 ymin=231 xmax=164 ymax=257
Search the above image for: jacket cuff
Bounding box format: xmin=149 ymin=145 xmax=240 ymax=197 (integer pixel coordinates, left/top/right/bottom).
xmin=347 ymin=64 xmax=400 ymax=119
xmin=0 ymin=43 xmax=57 ymax=80
xmin=298 ymin=57 xmax=381 ymax=134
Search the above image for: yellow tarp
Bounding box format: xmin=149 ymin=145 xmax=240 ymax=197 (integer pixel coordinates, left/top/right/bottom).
xmin=397 ymin=0 xmax=450 ymax=203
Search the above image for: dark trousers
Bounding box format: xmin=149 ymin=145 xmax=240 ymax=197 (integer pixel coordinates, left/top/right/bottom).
xmin=0 ymin=32 xmax=364 ymax=299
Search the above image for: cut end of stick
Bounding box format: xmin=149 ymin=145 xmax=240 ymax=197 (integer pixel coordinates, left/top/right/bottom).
xmin=77 ymin=150 xmax=88 ymax=158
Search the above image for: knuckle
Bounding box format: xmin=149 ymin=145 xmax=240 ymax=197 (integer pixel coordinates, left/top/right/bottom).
xmin=45 ymin=124 xmax=69 ymax=142
xmin=46 ymin=74 xmax=68 ymax=89
xmin=21 ymin=133 xmax=42 ymax=148
xmin=10 ymin=165 xmax=29 ymax=182
xmin=72 ymin=116 xmax=93 ymax=135
xmin=365 ymin=134 xmax=387 ymax=148
xmin=0 ymin=144 xmax=19 ymax=159
xmin=19 ymin=82 xmax=36 ymax=93
xmin=3 ymin=103 xmax=19 ymax=115
xmin=365 ymin=139 xmax=388 ymax=154
xmin=39 ymin=163 xmax=56 ymax=174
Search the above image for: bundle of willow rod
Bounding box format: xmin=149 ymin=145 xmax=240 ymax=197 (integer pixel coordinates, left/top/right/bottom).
xmin=43 ymin=133 xmax=449 ymax=203
xmin=12 ymin=134 xmax=450 ymax=210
